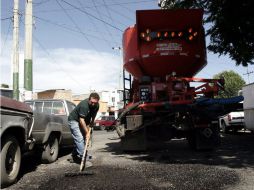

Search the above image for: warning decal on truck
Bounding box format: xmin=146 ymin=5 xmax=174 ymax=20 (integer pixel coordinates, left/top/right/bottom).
xmin=156 ymin=43 xmax=182 ymax=51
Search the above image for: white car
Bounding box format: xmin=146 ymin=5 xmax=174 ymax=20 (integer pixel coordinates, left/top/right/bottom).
xmin=219 ymin=111 xmax=245 ymax=133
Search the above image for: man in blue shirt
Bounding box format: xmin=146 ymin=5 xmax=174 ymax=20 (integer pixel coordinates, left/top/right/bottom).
xmin=68 ymin=92 xmax=100 ymax=163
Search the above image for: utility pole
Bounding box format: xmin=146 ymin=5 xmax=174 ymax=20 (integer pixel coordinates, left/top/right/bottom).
xmin=24 ymin=0 xmax=33 ymax=100
xmin=243 ymin=67 xmax=253 ymax=84
xmin=12 ymin=0 xmax=19 ymax=100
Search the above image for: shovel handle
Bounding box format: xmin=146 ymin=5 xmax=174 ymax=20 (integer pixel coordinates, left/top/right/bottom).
xmin=80 ymin=127 xmax=91 ymax=171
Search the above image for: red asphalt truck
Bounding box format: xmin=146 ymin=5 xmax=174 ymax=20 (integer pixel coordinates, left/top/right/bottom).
xmin=115 ymin=9 xmax=243 ymax=151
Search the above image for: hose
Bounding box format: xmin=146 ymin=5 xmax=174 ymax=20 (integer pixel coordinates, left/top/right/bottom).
xmin=114 ymin=102 xmax=142 ymax=137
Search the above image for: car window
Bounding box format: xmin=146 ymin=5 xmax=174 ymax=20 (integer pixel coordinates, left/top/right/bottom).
xmin=66 ymin=101 xmax=76 ymax=113
xmin=52 ymin=101 xmax=66 ymax=115
xmin=25 ymin=101 xmax=34 ymax=109
xmin=109 ymin=117 xmax=115 ymax=121
xmin=34 ymin=102 xmax=43 ymax=113
xmin=43 ymin=102 xmax=53 ymax=114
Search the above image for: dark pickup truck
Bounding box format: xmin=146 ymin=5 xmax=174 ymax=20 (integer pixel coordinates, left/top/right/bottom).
xmin=1 ymin=97 xmax=76 ymax=187
xmin=1 ymin=96 xmax=34 ymax=187
xmin=25 ymin=99 xmax=76 ymax=163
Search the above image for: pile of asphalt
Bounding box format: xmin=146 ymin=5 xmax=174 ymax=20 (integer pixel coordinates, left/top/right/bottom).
xmin=38 ymin=163 xmax=238 ymax=190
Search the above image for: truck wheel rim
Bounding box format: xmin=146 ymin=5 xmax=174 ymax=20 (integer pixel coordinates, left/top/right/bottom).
xmin=50 ymin=147 xmax=55 ymax=155
xmin=49 ymin=138 xmax=57 ymax=155
xmin=5 ymin=143 xmax=17 ymax=175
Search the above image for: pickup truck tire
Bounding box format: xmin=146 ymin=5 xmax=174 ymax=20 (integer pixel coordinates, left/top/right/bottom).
xmin=1 ymin=135 xmax=21 ymax=187
xmin=100 ymin=125 xmax=105 ymax=130
xmin=221 ymin=121 xmax=229 ymax=134
xmin=41 ymin=134 xmax=59 ymax=164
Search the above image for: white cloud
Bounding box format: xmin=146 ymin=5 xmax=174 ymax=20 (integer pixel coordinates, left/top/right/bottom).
xmin=1 ymin=38 xmax=122 ymax=94
xmin=2 ymin=36 xmax=253 ymax=97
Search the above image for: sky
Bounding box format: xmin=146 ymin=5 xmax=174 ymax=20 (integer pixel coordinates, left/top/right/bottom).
xmin=1 ymin=0 xmax=254 ymax=95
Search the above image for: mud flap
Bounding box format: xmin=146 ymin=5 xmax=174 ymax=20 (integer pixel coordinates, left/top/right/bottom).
xmin=188 ymin=126 xmax=220 ymax=150
xmin=197 ymin=126 xmax=220 ymax=150
xmin=121 ymin=128 xmax=147 ymax=151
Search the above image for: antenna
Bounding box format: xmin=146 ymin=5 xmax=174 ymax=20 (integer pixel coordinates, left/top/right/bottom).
xmin=243 ymin=67 xmax=253 ymax=84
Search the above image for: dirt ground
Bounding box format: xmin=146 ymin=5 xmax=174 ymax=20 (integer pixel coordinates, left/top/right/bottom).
xmin=4 ymin=130 xmax=254 ymax=190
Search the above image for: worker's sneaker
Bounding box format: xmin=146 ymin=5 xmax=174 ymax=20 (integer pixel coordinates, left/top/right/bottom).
xmin=67 ymin=156 xmax=81 ymax=164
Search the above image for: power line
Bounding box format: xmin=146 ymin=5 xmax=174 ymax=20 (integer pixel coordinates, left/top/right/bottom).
xmin=75 ymin=0 xmax=100 ymax=33
xmin=61 ymin=0 xmax=123 ymax=32
xmin=19 ymin=18 xmax=85 ymax=89
xmin=35 ymin=0 xmax=155 ymax=13
xmin=1 ymin=16 xmax=13 ymax=21
xmin=102 ymin=0 xmax=115 ymax=27
xmin=74 ymin=0 xmax=114 ymax=47
xmin=107 ymin=6 xmax=134 ymax=22
xmin=71 ymin=4 xmax=129 ymax=28
xmin=1 ymin=18 xmax=12 ymax=56
xmin=91 ymin=0 xmax=116 ymax=47
xmin=34 ymin=16 xmax=116 ymax=43
xmin=56 ymin=0 xmax=99 ymax=52
xmin=243 ymin=68 xmax=254 ymax=84
xmin=102 ymin=0 xmax=119 ymax=47
xmin=33 ymin=0 xmax=51 ymax=6
xmin=33 ymin=34 xmax=84 ymax=88
xmin=111 ymin=0 xmax=135 ymax=14
xmin=34 ymin=0 xmax=134 ymax=25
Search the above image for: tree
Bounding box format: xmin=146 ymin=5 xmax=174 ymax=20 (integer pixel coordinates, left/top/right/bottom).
xmin=213 ymin=70 xmax=245 ymax=98
xmin=158 ymin=0 xmax=254 ymax=66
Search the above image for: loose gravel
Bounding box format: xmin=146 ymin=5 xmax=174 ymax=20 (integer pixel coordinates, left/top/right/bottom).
xmin=4 ymin=131 xmax=254 ymax=190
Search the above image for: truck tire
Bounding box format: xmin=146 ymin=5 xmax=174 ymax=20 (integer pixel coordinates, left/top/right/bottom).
xmin=221 ymin=121 xmax=229 ymax=134
xmin=1 ymin=135 xmax=21 ymax=187
xmin=41 ymin=134 xmax=59 ymax=164
xmin=188 ymin=127 xmax=220 ymax=150
xmin=100 ymin=125 xmax=105 ymax=130
xmin=187 ymin=132 xmax=196 ymax=149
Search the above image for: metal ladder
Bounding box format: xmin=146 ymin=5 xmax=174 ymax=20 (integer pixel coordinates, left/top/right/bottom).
xmin=123 ymin=69 xmax=132 ymax=106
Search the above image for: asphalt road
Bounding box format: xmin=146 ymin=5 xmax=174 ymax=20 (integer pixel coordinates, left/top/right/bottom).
xmin=4 ymin=130 xmax=254 ymax=190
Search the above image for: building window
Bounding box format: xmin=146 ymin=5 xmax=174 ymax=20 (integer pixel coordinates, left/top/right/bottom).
xmin=112 ymin=97 xmax=115 ymax=102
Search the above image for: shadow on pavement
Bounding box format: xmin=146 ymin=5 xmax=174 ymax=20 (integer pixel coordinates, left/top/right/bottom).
xmin=104 ymin=131 xmax=254 ymax=169
xmin=18 ymin=147 xmax=72 ymax=181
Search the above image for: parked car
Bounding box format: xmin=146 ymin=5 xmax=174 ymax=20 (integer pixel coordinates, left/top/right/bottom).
xmin=94 ymin=115 xmax=116 ymax=130
xmin=25 ymin=99 xmax=76 ymax=163
xmin=219 ymin=111 xmax=245 ymax=133
xmin=1 ymin=96 xmax=34 ymax=187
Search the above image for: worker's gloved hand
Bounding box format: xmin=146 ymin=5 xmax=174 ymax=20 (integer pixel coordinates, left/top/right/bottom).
xmin=90 ymin=122 xmax=94 ymax=129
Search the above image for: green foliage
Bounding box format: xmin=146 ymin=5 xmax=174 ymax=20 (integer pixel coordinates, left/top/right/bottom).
xmin=213 ymin=70 xmax=246 ymax=98
xmin=158 ymin=0 xmax=254 ymax=66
